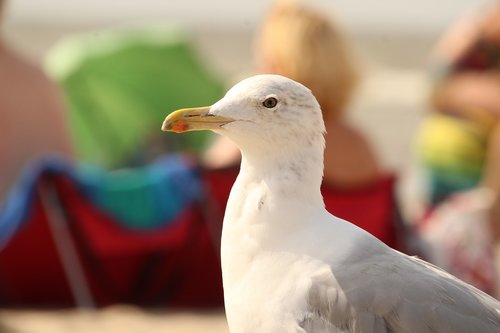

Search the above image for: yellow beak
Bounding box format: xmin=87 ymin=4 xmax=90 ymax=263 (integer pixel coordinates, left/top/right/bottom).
xmin=161 ymin=106 xmax=234 ymax=133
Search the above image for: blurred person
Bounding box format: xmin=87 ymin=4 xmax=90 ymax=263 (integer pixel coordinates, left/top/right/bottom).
xmin=203 ymin=0 xmax=404 ymax=250
xmin=413 ymin=2 xmax=500 ymax=297
xmin=417 ymin=124 xmax=500 ymax=297
xmin=416 ymin=3 xmax=500 ymax=207
xmin=205 ymin=0 xmax=380 ymax=187
xmin=0 ymin=0 xmax=74 ymax=200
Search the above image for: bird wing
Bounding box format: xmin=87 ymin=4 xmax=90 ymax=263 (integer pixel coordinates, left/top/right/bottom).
xmin=299 ymin=245 xmax=500 ymax=333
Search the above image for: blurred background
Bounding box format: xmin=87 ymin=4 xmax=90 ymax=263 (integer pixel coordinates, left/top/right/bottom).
xmin=4 ymin=0 xmax=487 ymax=170
xmin=0 ymin=0 xmax=498 ymax=332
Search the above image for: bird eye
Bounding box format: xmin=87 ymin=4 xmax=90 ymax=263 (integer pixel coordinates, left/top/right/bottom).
xmin=262 ymin=97 xmax=278 ymax=109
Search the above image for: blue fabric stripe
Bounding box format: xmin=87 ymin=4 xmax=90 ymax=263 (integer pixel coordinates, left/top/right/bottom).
xmin=0 ymin=155 xmax=201 ymax=249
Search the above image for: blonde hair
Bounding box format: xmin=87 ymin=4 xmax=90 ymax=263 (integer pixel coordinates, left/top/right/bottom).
xmin=256 ymin=1 xmax=358 ymax=120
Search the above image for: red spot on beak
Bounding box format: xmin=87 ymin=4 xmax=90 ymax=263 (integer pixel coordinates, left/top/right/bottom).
xmin=172 ymin=121 xmax=188 ymax=133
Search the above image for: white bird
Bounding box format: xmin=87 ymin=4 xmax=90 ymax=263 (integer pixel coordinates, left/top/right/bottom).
xmin=162 ymin=74 xmax=500 ymax=332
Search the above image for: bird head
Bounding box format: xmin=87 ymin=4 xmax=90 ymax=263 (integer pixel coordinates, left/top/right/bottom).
xmin=162 ymin=74 xmax=325 ymax=155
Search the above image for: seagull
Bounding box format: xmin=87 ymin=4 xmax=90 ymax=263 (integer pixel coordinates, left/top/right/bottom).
xmin=162 ymin=74 xmax=500 ymax=332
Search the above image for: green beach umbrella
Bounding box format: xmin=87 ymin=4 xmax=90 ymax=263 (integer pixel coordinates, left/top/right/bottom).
xmin=46 ymin=26 xmax=224 ymax=168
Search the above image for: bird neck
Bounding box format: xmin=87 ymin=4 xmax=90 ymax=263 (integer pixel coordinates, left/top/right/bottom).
xmin=239 ymin=143 xmax=325 ymax=205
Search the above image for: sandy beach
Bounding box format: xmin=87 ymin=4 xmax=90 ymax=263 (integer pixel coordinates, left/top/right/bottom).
xmin=0 ymin=306 xmax=228 ymax=333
